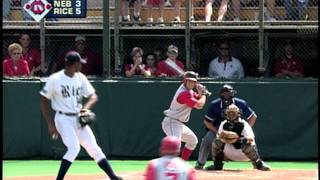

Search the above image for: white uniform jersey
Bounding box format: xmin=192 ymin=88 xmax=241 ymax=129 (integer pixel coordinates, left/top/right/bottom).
xmin=218 ymin=118 xmax=255 ymax=161
xmin=163 ymin=85 xmax=194 ymax=123
xmin=40 ymin=70 xmax=95 ymax=113
xmin=208 ymin=56 xmax=244 ymax=79
xmin=146 ymin=156 xmax=194 ymax=180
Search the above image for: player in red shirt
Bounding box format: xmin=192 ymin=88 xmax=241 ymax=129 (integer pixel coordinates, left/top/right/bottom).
xmin=155 ymin=45 xmax=185 ymax=77
xmin=144 ymin=136 xmax=195 ymax=180
xmin=162 ymin=71 xmax=209 ymax=161
xmin=273 ymin=43 xmax=304 ymax=78
xmin=3 ymin=43 xmax=30 ymax=77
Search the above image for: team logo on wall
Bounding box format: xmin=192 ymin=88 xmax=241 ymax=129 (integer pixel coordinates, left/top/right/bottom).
xmin=23 ymin=0 xmax=52 ymax=22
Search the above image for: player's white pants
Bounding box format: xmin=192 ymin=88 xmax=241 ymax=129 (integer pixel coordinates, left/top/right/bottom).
xmin=54 ymin=113 xmax=106 ymax=163
xmin=161 ymin=117 xmax=198 ymax=150
xmin=223 ymin=144 xmax=250 ymax=161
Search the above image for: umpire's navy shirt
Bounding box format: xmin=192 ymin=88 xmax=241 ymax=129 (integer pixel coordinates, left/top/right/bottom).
xmin=205 ymin=97 xmax=256 ymax=128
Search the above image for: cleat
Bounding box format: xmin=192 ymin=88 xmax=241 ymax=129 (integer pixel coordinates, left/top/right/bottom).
xmin=253 ymin=160 xmax=271 ymax=171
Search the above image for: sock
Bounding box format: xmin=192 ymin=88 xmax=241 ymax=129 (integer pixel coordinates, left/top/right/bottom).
xmin=181 ymin=147 xmax=193 ymax=161
xmin=98 ymin=158 xmax=117 ymax=179
xmin=205 ymin=16 xmax=211 ymax=22
xmin=56 ymin=159 xmax=72 ymax=180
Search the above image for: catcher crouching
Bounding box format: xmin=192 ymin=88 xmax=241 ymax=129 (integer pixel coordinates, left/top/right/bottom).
xmin=210 ymin=104 xmax=270 ymax=171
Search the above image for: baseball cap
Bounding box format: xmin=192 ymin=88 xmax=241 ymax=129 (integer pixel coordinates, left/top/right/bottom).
xmin=160 ymin=136 xmax=181 ymax=154
xmin=65 ymin=51 xmax=87 ymax=64
xmin=75 ymin=35 xmax=86 ymax=42
xmin=184 ymin=71 xmax=198 ymax=82
xmin=167 ymin=45 xmax=178 ymax=55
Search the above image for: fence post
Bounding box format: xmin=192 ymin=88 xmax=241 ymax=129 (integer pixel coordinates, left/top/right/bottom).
xmin=258 ymin=0 xmax=265 ymax=72
xmin=103 ymin=0 xmax=110 ymax=78
xmin=185 ymin=0 xmax=191 ymax=70
xmin=40 ymin=19 xmax=45 ymax=74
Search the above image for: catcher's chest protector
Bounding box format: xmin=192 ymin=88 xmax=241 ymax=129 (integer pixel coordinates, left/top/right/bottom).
xmin=223 ymin=121 xmax=245 ymax=149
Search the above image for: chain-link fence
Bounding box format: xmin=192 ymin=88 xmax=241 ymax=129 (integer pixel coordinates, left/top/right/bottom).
xmin=2 ymin=0 xmax=318 ymax=79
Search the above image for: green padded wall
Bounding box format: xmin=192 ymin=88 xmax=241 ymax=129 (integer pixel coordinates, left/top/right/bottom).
xmin=3 ymin=79 xmax=318 ymax=160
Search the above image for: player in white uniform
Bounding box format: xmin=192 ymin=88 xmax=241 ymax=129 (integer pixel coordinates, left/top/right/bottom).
xmin=40 ymin=51 xmax=123 ymax=180
xmin=144 ymin=136 xmax=195 ymax=180
xmin=211 ymin=104 xmax=270 ymax=171
xmin=162 ymin=71 xmax=208 ymax=161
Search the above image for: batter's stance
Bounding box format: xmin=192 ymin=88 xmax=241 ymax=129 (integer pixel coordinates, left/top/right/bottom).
xmin=40 ymin=51 xmax=122 ymax=180
xmin=162 ymin=71 xmax=208 ymax=161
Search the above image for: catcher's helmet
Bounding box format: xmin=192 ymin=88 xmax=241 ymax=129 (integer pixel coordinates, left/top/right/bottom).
xmin=183 ymin=71 xmax=198 ymax=82
xmin=160 ymin=136 xmax=181 ymax=155
xmin=225 ymin=104 xmax=240 ymax=121
xmin=220 ymin=84 xmax=237 ymax=97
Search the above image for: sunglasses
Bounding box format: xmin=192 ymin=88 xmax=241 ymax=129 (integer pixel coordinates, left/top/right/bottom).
xmin=12 ymin=52 xmax=22 ymax=55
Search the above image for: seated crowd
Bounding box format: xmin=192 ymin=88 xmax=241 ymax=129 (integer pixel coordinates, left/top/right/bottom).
xmin=3 ymin=34 xmax=309 ymax=79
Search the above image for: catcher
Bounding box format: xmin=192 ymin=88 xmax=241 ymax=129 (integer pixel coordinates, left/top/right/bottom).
xmin=211 ymin=104 xmax=270 ymax=171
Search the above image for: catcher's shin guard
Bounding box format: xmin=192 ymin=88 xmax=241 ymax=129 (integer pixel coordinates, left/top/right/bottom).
xmin=208 ymin=139 xmax=225 ymax=170
xmin=241 ymin=144 xmax=260 ymax=162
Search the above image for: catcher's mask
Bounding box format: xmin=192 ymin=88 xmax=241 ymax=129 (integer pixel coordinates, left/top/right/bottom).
xmin=225 ymin=104 xmax=240 ymax=121
xmin=160 ymin=136 xmax=181 ymax=155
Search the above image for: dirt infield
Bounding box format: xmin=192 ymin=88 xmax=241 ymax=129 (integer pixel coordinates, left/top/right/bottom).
xmin=5 ymin=169 xmax=318 ymax=180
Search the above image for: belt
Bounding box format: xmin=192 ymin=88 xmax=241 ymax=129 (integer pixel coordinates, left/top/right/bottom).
xmin=58 ymin=111 xmax=78 ymax=116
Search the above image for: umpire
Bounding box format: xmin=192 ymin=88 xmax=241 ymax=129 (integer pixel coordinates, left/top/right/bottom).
xmin=195 ymin=84 xmax=257 ymax=170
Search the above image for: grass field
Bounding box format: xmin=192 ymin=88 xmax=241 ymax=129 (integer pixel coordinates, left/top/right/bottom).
xmin=3 ymin=160 xmax=318 ymax=178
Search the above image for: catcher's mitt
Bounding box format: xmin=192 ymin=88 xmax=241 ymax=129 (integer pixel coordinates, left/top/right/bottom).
xmin=218 ymin=130 xmax=239 ymax=144
xmin=79 ymin=109 xmax=96 ymax=127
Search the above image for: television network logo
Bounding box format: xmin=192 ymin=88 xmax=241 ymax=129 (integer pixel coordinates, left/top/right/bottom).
xmin=23 ymin=0 xmax=52 ymax=22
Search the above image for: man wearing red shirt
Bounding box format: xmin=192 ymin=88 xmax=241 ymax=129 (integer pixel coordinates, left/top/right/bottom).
xmin=273 ymin=43 xmax=304 ymax=78
xmin=3 ymin=43 xmax=30 ymax=77
xmin=155 ymin=45 xmax=185 ymax=77
xmin=144 ymin=136 xmax=195 ymax=180
xmin=51 ymin=36 xmax=103 ymax=76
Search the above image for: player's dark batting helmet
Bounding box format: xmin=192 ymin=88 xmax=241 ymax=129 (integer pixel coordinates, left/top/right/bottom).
xmin=160 ymin=136 xmax=181 ymax=155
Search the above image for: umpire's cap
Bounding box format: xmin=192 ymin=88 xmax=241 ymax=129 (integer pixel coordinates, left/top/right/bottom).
xmin=183 ymin=71 xmax=198 ymax=82
xmin=65 ymin=51 xmax=87 ymax=64
xmin=220 ymin=84 xmax=237 ymax=95
xmin=160 ymin=136 xmax=181 ymax=155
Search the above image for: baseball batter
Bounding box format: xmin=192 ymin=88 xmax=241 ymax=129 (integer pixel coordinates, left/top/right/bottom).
xmin=211 ymin=104 xmax=270 ymax=171
xmin=161 ymin=71 xmax=208 ymax=161
xmin=195 ymin=84 xmax=257 ymax=170
xmin=40 ymin=51 xmax=122 ymax=180
xmin=144 ymin=136 xmax=195 ymax=180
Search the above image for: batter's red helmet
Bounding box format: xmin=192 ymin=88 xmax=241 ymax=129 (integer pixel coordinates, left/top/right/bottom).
xmin=160 ymin=136 xmax=181 ymax=155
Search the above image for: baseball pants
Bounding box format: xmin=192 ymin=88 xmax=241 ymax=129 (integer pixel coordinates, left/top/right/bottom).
xmin=161 ymin=117 xmax=198 ymax=150
xmin=54 ymin=113 xmax=106 ymax=163
xmin=197 ymin=131 xmax=216 ymax=165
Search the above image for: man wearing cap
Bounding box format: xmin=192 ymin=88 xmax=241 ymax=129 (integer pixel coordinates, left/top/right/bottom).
xmin=144 ymin=136 xmax=196 ymax=180
xmin=155 ymin=45 xmax=185 ymax=77
xmin=161 ymin=71 xmax=208 ymax=161
xmin=40 ymin=51 xmax=122 ymax=180
xmin=195 ymin=84 xmax=257 ymax=170
xmin=50 ymin=35 xmax=103 ymax=76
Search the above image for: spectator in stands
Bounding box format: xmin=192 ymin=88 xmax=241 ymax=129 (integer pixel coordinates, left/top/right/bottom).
xmin=272 ymin=42 xmax=304 ymax=78
xmin=18 ymin=33 xmax=44 ymax=76
xmin=153 ymin=47 xmax=165 ymax=63
xmin=284 ymin=0 xmax=310 ymax=20
xmin=120 ymin=0 xmax=142 ymax=23
xmin=125 ymin=47 xmax=152 ymax=77
xmin=21 ymin=0 xmax=33 ymax=20
xmin=204 ymin=0 xmax=241 ymax=22
xmin=3 ymin=0 xmax=10 ymax=20
xmin=172 ymin=0 xmax=195 ymax=24
xmin=207 ymin=41 xmax=244 ymax=79
xmin=3 ymin=43 xmax=30 ymax=77
xmin=146 ymin=0 xmax=165 ymax=27
xmin=145 ymin=53 xmax=158 ymax=76
xmin=155 ymin=45 xmax=185 ymax=77
xmin=50 ymin=35 xmax=103 ymax=76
